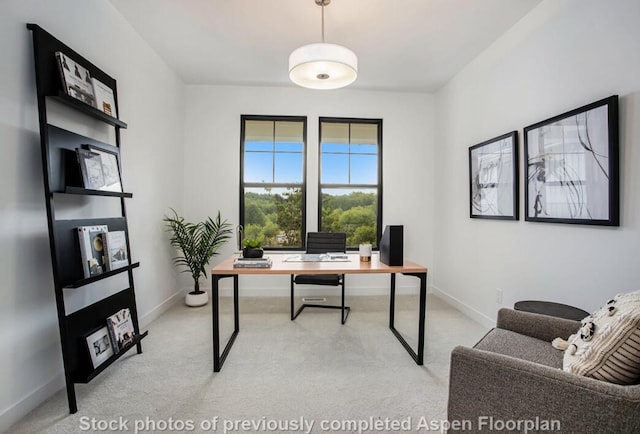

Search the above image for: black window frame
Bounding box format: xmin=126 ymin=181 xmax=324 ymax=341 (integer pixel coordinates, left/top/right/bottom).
xmin=318 ymin=117 xmax=383 ymax=250
xmin=239 ymin=114 xmax=307 ymax=251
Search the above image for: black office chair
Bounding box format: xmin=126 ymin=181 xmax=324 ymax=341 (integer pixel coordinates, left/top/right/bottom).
xmin=290 ymin=232 xmax=350 ymax=324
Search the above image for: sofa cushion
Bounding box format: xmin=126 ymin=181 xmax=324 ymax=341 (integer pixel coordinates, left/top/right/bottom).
xmin=475 ymin=328 xmax=563 ymax=368
xmin=563 ymin=290 xmax=640 ymax=384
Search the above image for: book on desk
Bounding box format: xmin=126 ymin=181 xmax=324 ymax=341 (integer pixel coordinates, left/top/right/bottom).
xmin=233 ymin=257 xmax=272 ymax=268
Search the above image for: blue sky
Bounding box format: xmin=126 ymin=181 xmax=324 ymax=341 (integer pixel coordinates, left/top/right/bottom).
xmin=244 ymin=141 xmax=378 ymax=185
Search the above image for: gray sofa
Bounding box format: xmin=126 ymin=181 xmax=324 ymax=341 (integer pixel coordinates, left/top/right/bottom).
xmin=447 ymin=308 xmax=640 ymax=434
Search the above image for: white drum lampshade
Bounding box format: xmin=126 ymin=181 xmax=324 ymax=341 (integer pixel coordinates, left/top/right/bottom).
xmin=289 ymin=42 xmax=358 ymax=90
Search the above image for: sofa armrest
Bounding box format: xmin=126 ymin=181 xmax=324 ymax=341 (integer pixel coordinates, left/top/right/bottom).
xmin=448 ymin=346 xmax=640 ymax=434
xmin=497 ymin=308 xmax=580 ymax=342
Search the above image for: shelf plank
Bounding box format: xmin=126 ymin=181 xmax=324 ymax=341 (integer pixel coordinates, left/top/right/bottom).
xmin=50 ymin=94 xmax=127 ymax=128
xmin=73 ymin=331 xmax=149 ymax=384
xmin=64 ymin=262 xmax=140 ymax=289
xmin=61 ymin=187 xmax=133 ymax=198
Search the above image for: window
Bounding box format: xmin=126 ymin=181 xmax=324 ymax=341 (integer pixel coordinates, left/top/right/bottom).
xmin=319 ymin=118 xmax=382 ymax=248
xmin=240 ymin=115 xmax=306 ymax=249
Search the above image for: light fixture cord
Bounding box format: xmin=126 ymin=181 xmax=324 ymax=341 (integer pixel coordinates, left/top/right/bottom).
xmin=321 ymin=1 xmax=325 ymax=43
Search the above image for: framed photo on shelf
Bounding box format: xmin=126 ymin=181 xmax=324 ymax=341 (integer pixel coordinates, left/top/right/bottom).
xmin=82 ymin=145 xmax=123 ymax=193
xmin=85 ymin=326 xmax=114 ymax=369
xmin=524 ymin=95 xmax=619 ymax=225
xmin=76 ymin=148 xmax=105 ymax=190
xmin=469 ymin=131 xmax=519 ymax=220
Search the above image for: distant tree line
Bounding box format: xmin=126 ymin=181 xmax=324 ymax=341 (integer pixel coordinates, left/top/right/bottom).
xmin=244 ymin=189 xmax=301 ymax=247
xmin=244 ymin=189 xmax=377 ymax=248
xmin=321 ymin=191 xmax=377 ymax=246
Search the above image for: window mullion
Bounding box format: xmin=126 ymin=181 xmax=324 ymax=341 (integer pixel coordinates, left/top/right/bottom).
xmin=347 ymin=123 xmax=352 ymax=185
xmin=271 ymin=121 xmax=276 ymax=183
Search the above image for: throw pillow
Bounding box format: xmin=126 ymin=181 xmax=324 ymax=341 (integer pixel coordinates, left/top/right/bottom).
xmin=561 ymin=290 xmax=640 ymax=384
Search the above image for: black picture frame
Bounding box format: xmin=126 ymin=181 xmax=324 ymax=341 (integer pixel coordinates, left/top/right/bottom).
xmin=82 ymin=144 xmax=123 ymax=193
xmin=469 ymin=131 xmax=519 ymax=220
xmin=76 ymin=148 xmax=105 ymax=190
xmin=524 ymin=95 xmax=619 ymax=225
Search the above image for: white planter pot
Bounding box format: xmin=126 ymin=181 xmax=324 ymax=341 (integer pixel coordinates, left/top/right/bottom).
xmin=185 ymin=290 xmax=209 ymax=307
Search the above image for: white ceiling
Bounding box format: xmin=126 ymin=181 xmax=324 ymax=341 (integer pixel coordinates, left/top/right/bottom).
xmin=108 ymin=0 xmax=541 ymax=92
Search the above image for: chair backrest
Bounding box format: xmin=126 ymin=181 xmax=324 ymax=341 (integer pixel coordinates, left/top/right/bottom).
xmin=306 ymin=232 xmax=346 ymax=254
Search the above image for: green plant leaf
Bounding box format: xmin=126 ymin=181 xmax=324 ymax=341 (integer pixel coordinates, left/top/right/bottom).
xmin=163 ymin=209 xmax=232 ymax=289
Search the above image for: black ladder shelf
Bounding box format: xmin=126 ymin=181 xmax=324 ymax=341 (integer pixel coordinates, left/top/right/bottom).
xmin=27 ymin=24 xmax=148 ymax=414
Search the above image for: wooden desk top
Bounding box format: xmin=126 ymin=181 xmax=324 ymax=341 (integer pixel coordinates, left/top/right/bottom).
xmin=212 ymin=253 xmax=427 ymax=275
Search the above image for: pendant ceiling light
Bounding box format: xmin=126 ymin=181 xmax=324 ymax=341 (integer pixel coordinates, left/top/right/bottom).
xmin=289 ymin=0 xmax=357 ymax=90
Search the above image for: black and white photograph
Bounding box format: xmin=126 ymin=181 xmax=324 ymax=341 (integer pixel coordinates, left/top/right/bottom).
xmin=85 ymin=326 xmax=114 ymax=369
xmin=55 ymin=51 xmax=96 ymax=106
xmin=524 ymin=95 xmax=619 ymax=225
xmin=469 ymin=131 xmax=518 ymax=220
xmin=83 ymin=145 xmax=123 ymax=192
xmin=76 ymin=148 xmax=105 ymax=190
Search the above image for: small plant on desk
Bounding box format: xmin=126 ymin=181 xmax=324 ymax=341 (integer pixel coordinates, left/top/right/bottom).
xmin=242 ymin=238 xmax=264 ymax=258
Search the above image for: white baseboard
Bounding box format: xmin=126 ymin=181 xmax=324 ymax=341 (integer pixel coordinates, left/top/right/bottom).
xmin=0 ymin=289 xmax=184 ymax=432
xmin=430 ymin=285 xmax=495 ymax=329
xmin=0 ymin=374 xmax=64 ymax=433
xmin=138 ymin=288 xmax=184 ymax=328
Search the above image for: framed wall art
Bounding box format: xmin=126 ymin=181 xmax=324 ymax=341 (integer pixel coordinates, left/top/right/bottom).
xmin=85 ymin=326 xmax=114 ymax=369
xmin=469 ymin=131 xmax=519 ymax=220
xmin=76 ymin=148 xmax=105 ymax=190
xmin=82 ymin=144 xmax=123 ymax=193
xmin=524 ymin=95 xmax=619 ymax=225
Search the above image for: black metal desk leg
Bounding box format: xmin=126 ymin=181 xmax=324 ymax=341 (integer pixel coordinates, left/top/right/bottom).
xmin=212 ymin=274 xmax=239 ymax=372
xmin=212 ymin=274 xmax=220 ymax=371
xmin=389 ymin=271 xmax=427 ymax=365
xmin=416 ymin=272 xmax=426 ymax=364
xmin=389 ymin=273 xmax=396 ymax=328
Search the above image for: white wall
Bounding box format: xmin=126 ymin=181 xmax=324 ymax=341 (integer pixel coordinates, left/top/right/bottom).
xmin=0 ymin=0 xmax=186 ymax=430
xmin=433 ymin=0 xmax=640 ymax=327
xmin=183 ymin=85 xmax=435 ymax=295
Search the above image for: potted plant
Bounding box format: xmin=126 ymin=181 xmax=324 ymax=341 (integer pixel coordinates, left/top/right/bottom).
xmin=163 ymin=209 xmax=232 ymax=307
xmin=242 ymin=238 xmax=264 ymax=258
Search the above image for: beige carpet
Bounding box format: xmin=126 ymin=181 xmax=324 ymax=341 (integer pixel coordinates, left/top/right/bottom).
xmin=8 ymin=294 xmax=487 ymax=434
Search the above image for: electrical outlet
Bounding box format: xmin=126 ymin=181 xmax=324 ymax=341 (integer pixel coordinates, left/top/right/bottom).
xmin=496 ymin=288 xmax=503 ymax=304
